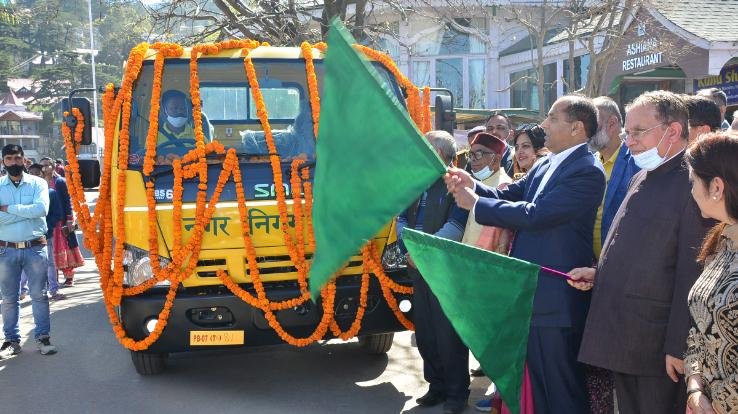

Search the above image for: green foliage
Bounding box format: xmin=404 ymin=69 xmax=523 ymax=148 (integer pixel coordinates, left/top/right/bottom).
xmin=0 ymin=0 xmax=150 ymax=126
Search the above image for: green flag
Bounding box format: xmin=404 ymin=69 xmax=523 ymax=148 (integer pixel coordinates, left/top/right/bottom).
xmin=402 ymin=229 xmax=539 ymax=414
xmin=308 ymin=20 xmax=445 ymax=297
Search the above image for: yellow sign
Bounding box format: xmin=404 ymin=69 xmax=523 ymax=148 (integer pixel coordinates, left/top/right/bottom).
xmin=189 ymin=330 xmax=245 ymax=346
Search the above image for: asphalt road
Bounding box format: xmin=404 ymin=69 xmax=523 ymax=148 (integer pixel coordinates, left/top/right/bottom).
xmin=0 ymin=257 xmax=492 ymax=414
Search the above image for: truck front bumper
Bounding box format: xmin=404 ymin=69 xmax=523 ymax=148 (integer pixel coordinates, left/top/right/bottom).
xmin=120 ymin=271 xmax=413 ymax=353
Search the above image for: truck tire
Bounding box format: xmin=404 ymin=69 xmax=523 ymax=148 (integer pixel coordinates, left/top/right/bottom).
xmin=359 ymin=333 xmax=394 ymax=354
xmin=130 ymin=350 xmax=167 ymax=375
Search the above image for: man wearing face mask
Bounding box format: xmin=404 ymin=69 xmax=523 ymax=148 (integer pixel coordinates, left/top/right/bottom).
xmin=461 ymin=132 xmax=511 ymax=253
xmin=157 ymin=90 xmax=194 ymax=146
xmin=0 ymin=144 xmax=57 ymax=359
xmin=570 ymin=91 xmax=712 ymax=414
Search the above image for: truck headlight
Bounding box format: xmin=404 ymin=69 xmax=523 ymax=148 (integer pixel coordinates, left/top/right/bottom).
xmin=380 ymin=241 xmax=406 ymax=271
xmin=123 ymin=244 xmax=171 ymax=287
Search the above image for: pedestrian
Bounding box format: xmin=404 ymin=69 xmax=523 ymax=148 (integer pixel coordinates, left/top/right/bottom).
xmin=696 ymin=87 xmax=730 ymax=130
xmin=398 ymin=130 xmax=470 ymax=414
xmin=511 ymin=123 xmax=549 ymax=179
xmin=685 ymin=95 xmax=721 ymax=142
xmin=580 ymin=96 xmax=640 ymax=414
xmin=484 ymin=111 xmax=516 ymax=178
xmin=461 ymin=132 xmax=512 ymax=254
xmin=446 ymin=95 xmax=606 ymax=414
xmin=39 ymin=157 xmax=83 ymax=286
xmin=589 ymin=96 xmax=641 ymax=264
xmin=461 ymin=131 xmax=513 ymax=402
xmin=683 ymin=132 xmax=738 ymax=414
xmin=19 ymin=163 xmax=66 ymax=301
xmin=0 ymin=144 xmax=57 ymax=358
xmin=572 ymin=90 xmax=711 ymax=414
xmin=54 ymin=158 xmax=65 ymax=177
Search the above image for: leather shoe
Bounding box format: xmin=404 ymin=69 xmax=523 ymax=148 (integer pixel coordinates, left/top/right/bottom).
xmin=416 ymin=390 xmax=446 ymax=406
xmin=442 ymin=400 xmax=467 ymax=414
xmin=470 ymin=366 xmax=485 ymax=377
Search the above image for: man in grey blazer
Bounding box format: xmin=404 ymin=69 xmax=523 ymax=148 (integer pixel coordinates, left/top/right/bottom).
xmin=568 ymin=91 xmax=711 ymax=413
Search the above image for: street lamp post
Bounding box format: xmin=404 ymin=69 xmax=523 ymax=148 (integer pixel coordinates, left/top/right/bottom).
xmin=86 ymin=0 xmax=99 ymax=147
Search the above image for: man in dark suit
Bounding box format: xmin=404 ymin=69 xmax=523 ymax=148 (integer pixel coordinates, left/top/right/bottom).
xmin=445 ymin=95 xmax=606 ymax=414
xmin=399 ymin=130 xmax=470 ymax=414
xmin=570 ymin=91 xmax=711 ymax=414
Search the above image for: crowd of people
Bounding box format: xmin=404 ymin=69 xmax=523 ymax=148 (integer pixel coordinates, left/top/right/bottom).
xmin=400 ymin=88 xmax=738 ymax=414
xmin=0 ymin=146 xmax=83 ymax=359
xmin=2 ymin=85 xmax=737 ymax=414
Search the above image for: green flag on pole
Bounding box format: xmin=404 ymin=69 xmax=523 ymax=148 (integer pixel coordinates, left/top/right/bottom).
xmin=402 ymin=228 xmax=540 ymax=414
xmin=308 ymin=20 xmax=446 ymax=298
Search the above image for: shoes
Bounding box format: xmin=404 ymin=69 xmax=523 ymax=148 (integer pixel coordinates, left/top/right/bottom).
xmin=0 ymin=341 xmax=21 ymax=359
xmin=474 ymin=393 xmax=502 ymax=413
xmin=36 ymin=336 xmax=57 ymax=355
xmin=470 ymin=366 xmax=485 ymax=377
xmin=49 ymin=292 xmax=66 ymax=301
xmin=19 ymin=292 xmax=27 ymax=301
xmin=62 ymin=279 xmax=74 ymax=287
xmin=474 ymin=398 xmax=493 ymax=412
xmin=443 ymin=400 xmax=468 ymax=414
xmin=416 ymin=390 xmax=446 ymax=407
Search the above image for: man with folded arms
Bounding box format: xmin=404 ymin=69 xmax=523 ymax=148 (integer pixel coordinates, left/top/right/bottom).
xmin=0 ymin=144 xmax=57 ymax=358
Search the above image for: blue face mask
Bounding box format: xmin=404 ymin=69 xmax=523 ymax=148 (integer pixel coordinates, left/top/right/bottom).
xmin=632 ymin=129 xmax=672 ymax=171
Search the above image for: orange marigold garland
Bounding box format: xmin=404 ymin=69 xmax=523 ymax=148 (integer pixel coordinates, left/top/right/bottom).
xmin=301 ymin=42 xmax=321 ymax=139
xmin=421 ymin=86 xmax=432 ymax=133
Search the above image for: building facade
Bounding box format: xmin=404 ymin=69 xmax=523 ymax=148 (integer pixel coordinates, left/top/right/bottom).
xmin=362 ymin=0 xmax=738 ymax=124
xmin=0 ymin=90 xmax=44 ymax=160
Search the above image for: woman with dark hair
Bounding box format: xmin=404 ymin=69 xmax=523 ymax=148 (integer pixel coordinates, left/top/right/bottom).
xmin=39 ymin=157 xmax=84 ymax=286
xmin=511 ymin=124 xmax=550 ymax=179
xmin=683 ymin=132 xmax=738 ymax=414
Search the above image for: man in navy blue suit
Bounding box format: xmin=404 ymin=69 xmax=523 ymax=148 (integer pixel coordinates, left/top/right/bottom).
xmin=445 ymin=95 xmax=606 ymax=414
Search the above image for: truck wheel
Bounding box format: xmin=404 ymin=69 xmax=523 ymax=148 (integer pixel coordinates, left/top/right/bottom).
xmin=359 ymin=333 xmax=394 ymax=354
xmin=130 ymin=350 xmax=167 ymax=375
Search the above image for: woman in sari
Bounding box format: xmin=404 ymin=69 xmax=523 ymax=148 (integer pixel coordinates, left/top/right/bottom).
xmin=39 ymin=157 xmax=83 ymax=286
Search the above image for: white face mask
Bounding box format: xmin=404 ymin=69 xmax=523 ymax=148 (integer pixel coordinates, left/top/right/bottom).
xmin=472 ymin=165 xmax=494 ymax=180
xmin=632 ymin=129 xmax=672 ymax=171
xmin=167 ymin=115 xmax=187 ymax=128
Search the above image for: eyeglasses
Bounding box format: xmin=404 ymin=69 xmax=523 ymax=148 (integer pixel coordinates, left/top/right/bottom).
xmin=620 ymin=123 xmax=664 ymax=141
xmin=468 ymin=150 xmax=496 ymax=161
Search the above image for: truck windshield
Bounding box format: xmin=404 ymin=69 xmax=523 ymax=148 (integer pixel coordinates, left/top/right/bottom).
xmin=125 ymin=58 xmax=403 ymax=168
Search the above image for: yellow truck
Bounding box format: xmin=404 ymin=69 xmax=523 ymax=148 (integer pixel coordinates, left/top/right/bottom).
xmin=63 ymin=41 xmax=442 ymax=375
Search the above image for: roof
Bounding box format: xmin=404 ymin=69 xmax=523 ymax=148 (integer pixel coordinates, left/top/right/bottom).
xmin=0 ymin=90 xmax=42 ymax=120
xmin=0 ymin=90 xmax=20 ymax=106
xmin=499 ymin=28 xmax=565 ymax=57
xmin=0 ymin=110 xmax=42 ymax=121
xmin=652 ymin=0 xmax=738 ymax=43
xmin=547 ymin=10 xmax=623 ymax=44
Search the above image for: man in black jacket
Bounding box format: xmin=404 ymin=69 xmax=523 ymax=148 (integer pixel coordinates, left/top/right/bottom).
xmin=570 ymin=91 xmax=712 ymax=414
xmin=397 ymin=130 xmax=469 ymax=414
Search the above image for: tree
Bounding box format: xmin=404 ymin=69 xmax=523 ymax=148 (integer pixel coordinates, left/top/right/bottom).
xmin=141 ymin=0 xmax=411 ymax=45
xmin=559 ymin=0 xmax=639 ymax=98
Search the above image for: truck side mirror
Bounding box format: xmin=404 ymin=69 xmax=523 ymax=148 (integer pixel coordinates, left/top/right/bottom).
xmin=77 ymin=159 xmax=101 ymax=189
xmin=434 ymin=95 xmax=455 ymax=135
xmin=61 ymin=97 xmax=93 ymax=145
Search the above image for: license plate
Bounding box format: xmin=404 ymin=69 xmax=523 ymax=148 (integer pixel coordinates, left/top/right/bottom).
xmin=189 ymin=330 xmax=244 ymax=346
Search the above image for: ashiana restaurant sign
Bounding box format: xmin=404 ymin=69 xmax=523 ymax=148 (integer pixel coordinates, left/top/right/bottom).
xmin=622 ymin=37 xmax=663 ymax=72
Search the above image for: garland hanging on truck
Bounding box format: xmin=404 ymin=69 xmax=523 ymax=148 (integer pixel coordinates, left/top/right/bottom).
xmin=62 ymin=40 xmax=431 ymax=351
